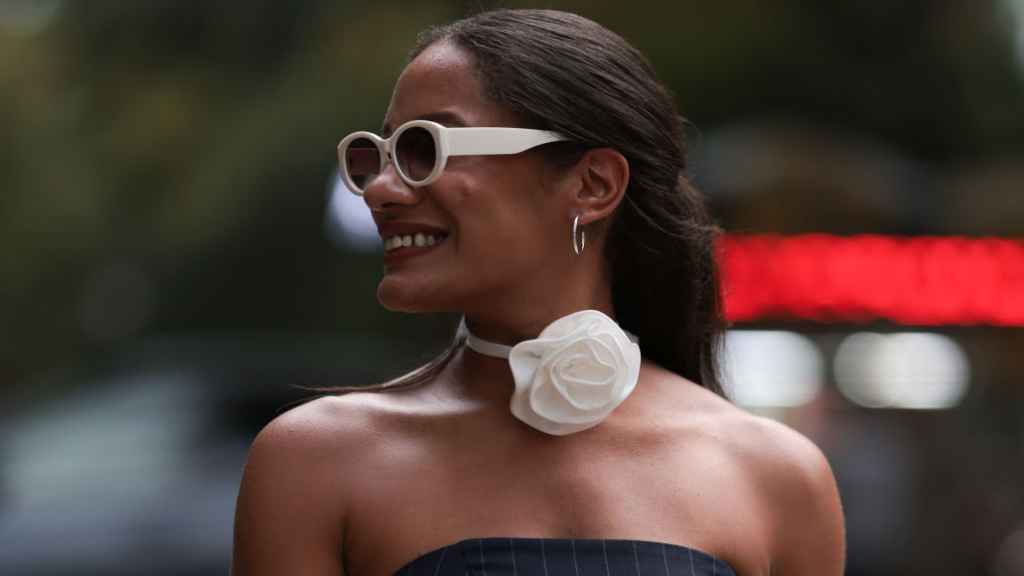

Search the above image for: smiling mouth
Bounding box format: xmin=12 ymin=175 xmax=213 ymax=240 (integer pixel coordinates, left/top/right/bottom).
xmin=383 ymin=232 xmax=448 ymax=253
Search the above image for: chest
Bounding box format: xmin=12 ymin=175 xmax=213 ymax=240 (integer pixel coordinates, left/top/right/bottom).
xmin=342 ymin=432 xmax=769 ymax=576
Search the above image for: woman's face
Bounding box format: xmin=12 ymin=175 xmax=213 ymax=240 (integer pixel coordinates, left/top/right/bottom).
xmin=364 ymin=41 xmax=571 ymax=314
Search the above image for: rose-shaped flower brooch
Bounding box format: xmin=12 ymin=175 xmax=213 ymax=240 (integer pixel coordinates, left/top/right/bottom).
xmin=457 ymin=310 xmax=641 ymax=436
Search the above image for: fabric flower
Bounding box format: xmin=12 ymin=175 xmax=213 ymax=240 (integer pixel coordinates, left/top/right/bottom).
xmin=508 ymin=310 xmax=641 ymax=435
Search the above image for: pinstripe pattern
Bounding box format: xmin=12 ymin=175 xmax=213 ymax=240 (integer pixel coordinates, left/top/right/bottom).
xmin=510 ymin=539 xmax=518 ymax=576
xmin=479 ymin=539 xmax=488 ymax=576
xmin=394 ymin=538 xmax=736 ymax=576
xmin=433 ymin=547 xmax=449 ymax=576
xmin=603 ymin=540 xmax=611 ymax=576
xmin=541 ymin=540 xmax=549 ymax=576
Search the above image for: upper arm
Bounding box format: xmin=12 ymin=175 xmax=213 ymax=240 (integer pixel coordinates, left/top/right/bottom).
xmin=756 ymin=420 xmax=846 ymax=576
xmin=231 ymin=399 xmax=352 ymax=576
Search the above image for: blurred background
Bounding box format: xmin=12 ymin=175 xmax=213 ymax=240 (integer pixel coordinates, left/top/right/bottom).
xmin=1 ymin=0 xmax=1022 ymax=574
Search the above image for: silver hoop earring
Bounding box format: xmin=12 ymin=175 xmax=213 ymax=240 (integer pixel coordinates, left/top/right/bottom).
xmin=572 ymin=214 xmax=586 ymax=256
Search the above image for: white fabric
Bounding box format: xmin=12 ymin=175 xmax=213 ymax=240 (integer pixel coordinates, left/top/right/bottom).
xmin=457 ymin=310 xmax=641 ymax=436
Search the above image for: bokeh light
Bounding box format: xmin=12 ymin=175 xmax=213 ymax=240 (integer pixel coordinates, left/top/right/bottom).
xmin=722 ymin=330 xmax=824 ymax=408
xmin=834 ymin=332 xmax=970 ymax=409
xmin=720 ymin=234 xmax=1024 ymax=326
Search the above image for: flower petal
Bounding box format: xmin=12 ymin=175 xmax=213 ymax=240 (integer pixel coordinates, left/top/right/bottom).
xmin=506 ymin=309 xmax=642 ymax=435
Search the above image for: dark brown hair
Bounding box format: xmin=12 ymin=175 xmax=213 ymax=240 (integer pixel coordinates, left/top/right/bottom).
xmin=349 ymin=9 xmax=725 ymax=395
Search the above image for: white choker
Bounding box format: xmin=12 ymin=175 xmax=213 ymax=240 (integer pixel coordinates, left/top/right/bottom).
xmin=456 ymin=310 xmax=641 ymax=436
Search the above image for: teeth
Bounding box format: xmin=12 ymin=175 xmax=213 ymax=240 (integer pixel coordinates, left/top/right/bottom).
xmin=384 ymin=233 xmax=445 ymax=251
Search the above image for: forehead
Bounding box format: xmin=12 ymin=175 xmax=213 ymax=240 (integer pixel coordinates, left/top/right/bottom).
xmin=384 ymin=41 xmax=517 ymax=132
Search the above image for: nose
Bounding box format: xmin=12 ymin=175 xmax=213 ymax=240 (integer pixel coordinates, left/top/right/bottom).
xmin=361 ymin=159 xmax=422 ymax=212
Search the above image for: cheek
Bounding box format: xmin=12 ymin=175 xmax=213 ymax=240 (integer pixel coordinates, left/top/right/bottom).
xmin=449 ymin=192 xmax=553 ymax=259
xmin=437 ymin=159 xmax=565 ymax=271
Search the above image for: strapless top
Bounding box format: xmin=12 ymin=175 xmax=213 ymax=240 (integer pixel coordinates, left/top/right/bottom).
xmin=394 ymin=537 xmax=736 ymax=576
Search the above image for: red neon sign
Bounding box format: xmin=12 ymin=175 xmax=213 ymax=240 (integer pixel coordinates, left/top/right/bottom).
xmin=719 ymin=234 xmax=1024 ymax=326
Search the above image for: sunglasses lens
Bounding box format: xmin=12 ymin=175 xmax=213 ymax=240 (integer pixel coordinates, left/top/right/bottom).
xmin=395 ymin=126 xmax=437 ymax=183
xmin=344 ymin=137 xmax=381 ymax=191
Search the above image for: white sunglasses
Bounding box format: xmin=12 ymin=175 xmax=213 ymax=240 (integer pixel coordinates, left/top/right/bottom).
xmin=336 ymin=119 xmax=570 ymax=195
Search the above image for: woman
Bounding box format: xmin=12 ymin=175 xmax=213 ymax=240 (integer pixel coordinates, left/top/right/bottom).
xmin=232 ymin=9 xmax=844 ymax=576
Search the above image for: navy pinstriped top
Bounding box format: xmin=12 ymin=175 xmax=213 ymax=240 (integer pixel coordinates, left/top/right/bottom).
xmin=394 ymin=537 xmax=736 ymax=576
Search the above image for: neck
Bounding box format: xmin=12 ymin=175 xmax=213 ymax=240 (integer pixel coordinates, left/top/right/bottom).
xmin=446 ymin=243 xmax=615 ymax=400
xmin=460 ymin=309 xmax=638 ymax=358
xmin=460 ymin=259 xmax=615 ymax=347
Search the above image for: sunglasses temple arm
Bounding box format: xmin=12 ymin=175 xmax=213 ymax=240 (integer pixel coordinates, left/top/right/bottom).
xmin=446 ymin=128 xmax=568 ymax=156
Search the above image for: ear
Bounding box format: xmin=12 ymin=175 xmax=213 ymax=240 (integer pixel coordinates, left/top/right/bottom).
xmin=572 ymin=148 xmax=629 ymax=226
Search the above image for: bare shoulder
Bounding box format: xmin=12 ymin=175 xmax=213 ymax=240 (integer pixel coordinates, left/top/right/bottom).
xmin=232 ymin=391 xmax=409 ymax=576
xmin=709 ymin=404 xmax=846 ymax=575
xmin=249 ymin=392 xmax=387 ymax=461
xmin=709 ymin=405 xmax=836 ymax=499
xmin=240 ymin=389 xmax=419 ymax=501
xmin=646 ymin=367 xmax=838 ymax=513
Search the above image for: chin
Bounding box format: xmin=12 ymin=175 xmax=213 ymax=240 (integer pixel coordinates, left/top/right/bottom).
xmin=376 ymin=277 xmax=453 ymax=313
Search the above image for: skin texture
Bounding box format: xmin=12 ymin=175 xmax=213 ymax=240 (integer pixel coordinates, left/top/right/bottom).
xmin=231 ymin=42 xmax=845 ymax=576
xmin=365 ymin=42 xmax=627 ymax=342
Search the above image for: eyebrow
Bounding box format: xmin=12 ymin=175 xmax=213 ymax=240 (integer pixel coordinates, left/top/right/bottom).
xmin=381 ymin=111 xmax=468 ymax=136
